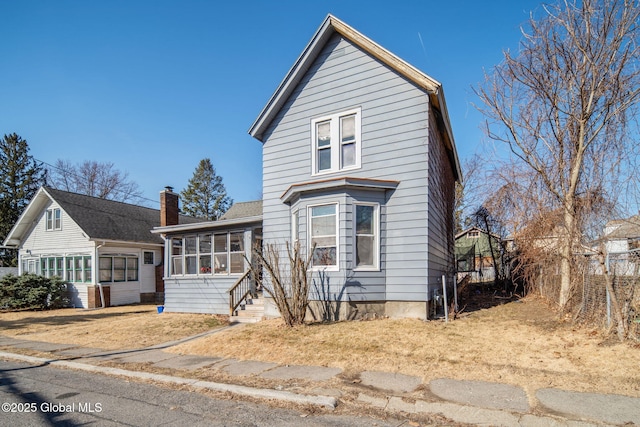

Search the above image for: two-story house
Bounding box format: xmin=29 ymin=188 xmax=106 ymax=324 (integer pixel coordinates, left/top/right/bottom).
xmin=152 ymin=14 xmax=461 ymax=320
xmin=249 ymin=14 xmax=461 ymax=320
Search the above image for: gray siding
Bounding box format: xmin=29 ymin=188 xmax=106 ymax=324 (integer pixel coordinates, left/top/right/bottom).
xmin=426 ymin=109 xmax=456 ymax=291
xmin=162 ymin=228 xmax=254 ymax=314
xmin=163 ymin=276 xmax=236 ymax=314
xmin=262 ymin=33 xmax=437 ymax=303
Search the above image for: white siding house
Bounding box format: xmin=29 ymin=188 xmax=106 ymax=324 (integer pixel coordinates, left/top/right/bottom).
xmin=3 ymin=187 xmax=198 ymax=308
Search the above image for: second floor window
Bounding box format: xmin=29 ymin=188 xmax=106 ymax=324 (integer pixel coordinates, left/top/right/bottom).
xmin=311 ymin=108 xmax=361 ymax=175
xmin=45 ymin=208 xmax=61 ymax=231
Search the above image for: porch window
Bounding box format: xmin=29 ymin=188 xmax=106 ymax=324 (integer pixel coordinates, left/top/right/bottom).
xmin=170 ymin=232 xmax=245 ymax=276
xmin=41 ymin=256 xmax=64 ymax=278
xmin=199 ymin=234 xmax=212 ymax=274
xmin=355 ymin=203 xmax=379 ymax=269
xmin=65 ymin=256 xmax=92 ymax=282
xmin=184 ymin=236 xmax=197 ymax=275
xmin=171 ymin=238 xmax=183 ymax=275
xmin=309 ymin=204 xmax=338 ymax=267
xmin=99 ymin=255 xmax=139 ymax=283
xmin=311 ymin=108 xmax=361 ymax=175
xmin=229 ymin=232 xmax=245 ymax=274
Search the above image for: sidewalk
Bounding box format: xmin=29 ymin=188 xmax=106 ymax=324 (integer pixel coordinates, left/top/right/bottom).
xmin=1 ymin=331 xmax=639 ymax=427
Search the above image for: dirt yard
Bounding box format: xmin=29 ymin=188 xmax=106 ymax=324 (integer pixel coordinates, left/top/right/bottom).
xmin=1 ymin=298 xmax=639 ymax=400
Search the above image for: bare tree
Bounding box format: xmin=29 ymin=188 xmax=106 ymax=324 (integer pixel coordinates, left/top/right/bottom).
xmin=476 ymin=0 xmax=640 ymax=309
xmin=48 ymin=159 xmax=143 ymax=203
xmin=249 ymin=241 xmax=314 ymax=327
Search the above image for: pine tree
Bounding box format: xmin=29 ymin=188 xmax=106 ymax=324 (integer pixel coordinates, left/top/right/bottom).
xmin=0 ymin=133 xmax=45 ymax=265
xmin=180 ymin=158 xmax=232 ymax=220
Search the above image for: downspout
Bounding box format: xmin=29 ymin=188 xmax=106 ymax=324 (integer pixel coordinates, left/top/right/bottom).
xmin=96 ymin=243 xmax=105 ymax=308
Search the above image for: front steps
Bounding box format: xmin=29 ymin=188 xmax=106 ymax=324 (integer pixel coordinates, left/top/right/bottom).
xmin=230 ymin=295 xmax=265 ymax=323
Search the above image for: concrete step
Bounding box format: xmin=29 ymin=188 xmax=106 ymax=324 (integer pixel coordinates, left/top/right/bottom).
xmin=230 ymin=296 xmax=265 ymax=323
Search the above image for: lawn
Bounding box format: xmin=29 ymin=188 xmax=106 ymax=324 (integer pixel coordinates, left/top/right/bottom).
xmin=0 ymin=305 xmax=226 ymax=350
xmin=1 ymin=298 xmax=639 ymax=399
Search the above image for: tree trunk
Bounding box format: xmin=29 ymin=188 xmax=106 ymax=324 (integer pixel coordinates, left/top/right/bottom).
xmin=558 ymin=205 xmax=576 ymax=309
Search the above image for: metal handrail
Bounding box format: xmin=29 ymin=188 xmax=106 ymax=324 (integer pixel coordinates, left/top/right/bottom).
xmin=228 ymin=269 xmax=252 ymax=316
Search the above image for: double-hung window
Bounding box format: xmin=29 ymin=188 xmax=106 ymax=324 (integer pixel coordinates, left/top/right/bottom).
xmin=45 ymin=208 xmax=61 ymax=231
xmin=309 ymin=204 xmax=338 ymax=268
xmin=354 ymin=204 xmax=379 ymax=270
xmin=311 ymin=108 xmax=361 ymax=175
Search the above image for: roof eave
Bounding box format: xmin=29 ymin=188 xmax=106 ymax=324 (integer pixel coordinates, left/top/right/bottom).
xmin=151 ymin=215 xmax=263 ymax=235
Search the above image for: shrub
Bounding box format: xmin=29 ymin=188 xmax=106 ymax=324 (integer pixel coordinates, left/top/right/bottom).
xmin=0 ymin=274 xmax=69 ymax=310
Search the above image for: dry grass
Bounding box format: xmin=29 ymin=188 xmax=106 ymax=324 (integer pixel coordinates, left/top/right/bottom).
xmin=0 ymin=305 xmax=226 ymax=350
xmin=1 ymin=298 xmax=639 ymax=400
xmin=168 ymin=297 xmax=640 ymax=398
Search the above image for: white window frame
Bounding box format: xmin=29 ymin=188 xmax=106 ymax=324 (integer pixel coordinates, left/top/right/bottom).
xmin=311 ymin=107 xmax=362 ymax=176
xmin=45 ymin=208 xmax=62 ymax=231
xmin=353 ymin=203 xmax=380 ymax=271
xmin=291 ymin=210 xmax=299 ymax=245
xmin=169 ymin=232 xmax=245 ymax=277
xmin=308 ymin=202 xmax=339 ymax=271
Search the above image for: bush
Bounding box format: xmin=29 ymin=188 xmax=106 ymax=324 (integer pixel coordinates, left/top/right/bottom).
xmin=0 ymin=274 xmax=70 ymax=310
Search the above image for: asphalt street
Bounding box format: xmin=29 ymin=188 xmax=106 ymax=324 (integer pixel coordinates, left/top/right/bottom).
xmin=0 ymin=360 xmax=401 ymax=427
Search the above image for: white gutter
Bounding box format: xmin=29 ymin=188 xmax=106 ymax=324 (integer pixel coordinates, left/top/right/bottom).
xmin=95 ymin=243 xmax=105 ymax=309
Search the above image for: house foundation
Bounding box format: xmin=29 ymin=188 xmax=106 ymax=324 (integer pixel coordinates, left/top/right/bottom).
xmin=87 ymin=285 xmax=110 ymax=308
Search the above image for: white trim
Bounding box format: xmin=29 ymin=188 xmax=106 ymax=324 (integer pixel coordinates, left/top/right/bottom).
xmin=353 ymin=202 xmax=380 ymax=271
xmin=307 ymin=202 xmax=339 ymax=271
xmin=311 ymin=107 xmax=361 ymax=176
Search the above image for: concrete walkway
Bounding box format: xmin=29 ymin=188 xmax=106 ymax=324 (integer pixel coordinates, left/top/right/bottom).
xmin=1 ymin=333 xmax=639 ymax=426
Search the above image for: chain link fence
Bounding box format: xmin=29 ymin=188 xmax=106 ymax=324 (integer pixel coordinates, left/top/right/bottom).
xmin=535 ymin=251 xmax=640 ymax=340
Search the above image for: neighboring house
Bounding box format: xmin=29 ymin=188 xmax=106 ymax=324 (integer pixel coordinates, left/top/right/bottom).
xmin=455 ymin=227 xmax=502 ymax=284
xmin=248 ymin=14 xmax=461 ymax=320
xmin=601 ymin=215 xmax=640 ymax=275
xmin=2 ymin=186 xmax=199 ymax=308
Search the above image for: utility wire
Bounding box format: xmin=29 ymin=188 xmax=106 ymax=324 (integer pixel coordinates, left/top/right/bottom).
xmin=35 ymin=158 xmax=161 ymax=207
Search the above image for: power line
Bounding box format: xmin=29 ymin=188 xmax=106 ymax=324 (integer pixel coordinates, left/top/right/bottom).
xmin=36 ymin=158 xmax=162 ymax=207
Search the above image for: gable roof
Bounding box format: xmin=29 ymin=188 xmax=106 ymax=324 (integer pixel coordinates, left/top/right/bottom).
xmin=248 ymin=14 xmax=462 ymax=182
xmin=455 ymin=226 xmax=501 ymax=241
xmin=3 ymin=187 xmax=200 ymax=247
xmin=604 ymin=215 xmax=640 ymax=240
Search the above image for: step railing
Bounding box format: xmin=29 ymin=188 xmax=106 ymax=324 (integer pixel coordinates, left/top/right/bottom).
xmin=228 ymin=269 xmax=252 ymax=316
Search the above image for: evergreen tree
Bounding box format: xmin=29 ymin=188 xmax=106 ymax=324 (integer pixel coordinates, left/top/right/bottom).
xmin=181 ymin=158 xmax=232 ymax=220
xmin=0 ymin=133 xmax=45 ymax=265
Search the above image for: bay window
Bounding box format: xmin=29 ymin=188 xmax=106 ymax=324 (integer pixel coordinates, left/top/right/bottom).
xmin=309 ymin=204 xmax=338 ymax=267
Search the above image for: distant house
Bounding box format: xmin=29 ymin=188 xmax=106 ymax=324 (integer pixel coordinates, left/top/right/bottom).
xmin=455 ymin=227 xmax=502 ymax=284
xmin=601 ymin=215 xmax=640 ymax=275
xmin=2 ymin=186 xmax=199 ymax=308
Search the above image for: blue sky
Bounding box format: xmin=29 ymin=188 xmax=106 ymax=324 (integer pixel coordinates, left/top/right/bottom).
xmin=0 ymin=0 xmax=543 ymax=208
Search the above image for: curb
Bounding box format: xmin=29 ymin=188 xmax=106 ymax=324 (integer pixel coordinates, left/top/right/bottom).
xmin=0 ymin=351 xmax=337 ymax=410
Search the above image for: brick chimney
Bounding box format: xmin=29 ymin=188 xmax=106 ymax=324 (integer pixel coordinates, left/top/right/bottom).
xmin=160 ymin=186 xmax=179 ymax=227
